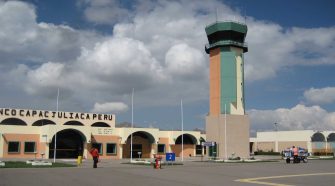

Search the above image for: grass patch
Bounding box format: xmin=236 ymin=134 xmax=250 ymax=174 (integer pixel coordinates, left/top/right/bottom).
xmin=309 ymin=157 xmax=335 ymax=160
xmin=121 ymin=162 xmax=183 ymax=166
xmin=204 ymin=160 xmax=279 ymax=163
xmin=240 ymin=160 xmax=279 ymax=163
xmin=0 ymin=161 xmax=76 ymax=168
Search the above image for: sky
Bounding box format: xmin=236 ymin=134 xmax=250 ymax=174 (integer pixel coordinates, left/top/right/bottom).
xmin=0 ymin=0 xmax=334 ymax=135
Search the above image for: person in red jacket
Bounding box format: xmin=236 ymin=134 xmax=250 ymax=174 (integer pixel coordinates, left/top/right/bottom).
xmin=292 ymin=146 xmax=299 ymax=163
xmin=90 ymin=147 xmax=99 ymax=168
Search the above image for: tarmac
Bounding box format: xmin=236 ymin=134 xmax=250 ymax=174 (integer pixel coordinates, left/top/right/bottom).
xmin=1 ymin=157 xmax=335 ymax=186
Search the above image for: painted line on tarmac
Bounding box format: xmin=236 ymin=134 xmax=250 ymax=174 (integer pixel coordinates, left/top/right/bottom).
xmin=235 ymin=172 xmax=335 ymax=186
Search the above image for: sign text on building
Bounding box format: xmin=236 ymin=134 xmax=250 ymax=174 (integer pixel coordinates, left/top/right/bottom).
xmin=0 ymin=108 xmax=113 ymax=121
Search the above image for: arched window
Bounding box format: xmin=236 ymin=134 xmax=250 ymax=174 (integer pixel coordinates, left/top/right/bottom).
xmin=126 ymin=131 xmax=156 ymax=144
xmin=311 ymin=132 xmax=326 ymax=142
xmin=63 ymin=121 xmax=84 ymax=126
xmin=311 ymin=132 xmax=326 ymax=151
xmin=0 ymin=118 xmax=27 ymax=126
xmin=32 ymin=119 xmax=56 ymax=126
xmin=175 ymin=134 xmax=197 ymax=144
xmin=91 ymin=122 xmax=110 ymax=127
xmin=328 ymin=133 xmax=335 ymax=153
xmin=327 ymin=133 xmax=335 ymax=142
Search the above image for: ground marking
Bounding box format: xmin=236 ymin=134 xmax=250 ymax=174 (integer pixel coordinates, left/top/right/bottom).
xmin=235 ymin=172 xmax=335 ymax=186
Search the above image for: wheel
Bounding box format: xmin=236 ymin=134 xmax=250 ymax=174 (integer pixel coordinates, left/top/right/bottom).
xmin=286 ymin=158 xmax=290 ymax=164
xmin=303 ymin=158 xmax=308 ymax=163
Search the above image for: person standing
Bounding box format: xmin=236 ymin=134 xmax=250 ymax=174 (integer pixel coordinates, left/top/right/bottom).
xmin=292 ymin=146 xmax=298 ymax=163
xmin=90 ymin=146 xmax=99 ymax=168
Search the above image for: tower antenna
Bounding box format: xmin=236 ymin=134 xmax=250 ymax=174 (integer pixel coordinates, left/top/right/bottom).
xmin=244 ymin=6 xmax=247 ymax=24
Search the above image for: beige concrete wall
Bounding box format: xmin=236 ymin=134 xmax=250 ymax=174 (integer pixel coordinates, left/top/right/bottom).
xmin=89 ymin=135 xmax=121 ymax=160
xmin=171 ymin=144 xmax=195 ymax=157
xmin=278 ymin=141 xmax=308 ymax=152
xmin=158 ymin=137 xmax=170 ymax=154
xmin=206 ymin=114 xmax=250 ymax=159
xmin=250 ymin=130 xmax=335 ymax=153
xmin=253 ymin=141 xmax=309 ymax=153
xmin=254 ymin=142 xmax=275 ymax=152
xmin=2 ymin=134 xmax=40 ymax=159
xmin=255 ymin=130 xmax=314 ymax=142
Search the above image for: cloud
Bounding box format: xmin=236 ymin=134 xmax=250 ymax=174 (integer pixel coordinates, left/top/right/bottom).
xmin=304 ymin=87 xmax=335 ymax=104
xmin=91 ymin=102 xmax=128 ymax=113
xmin=248 ymin=104 xmax=335 ymax=132
xmin=25 ymin=62 xmax=65 ymax=94
xmin=165 ymin=43 xmax=206 ymax=79
xmin=0 ymin=1 xmax=100 ymax=68
xmin=245 ymin=20 xmax=335 ymax=81
xmin=76 ymin=36 xmax=167 ymax=95
xmin=80 ymin=0 xmax=132 ymax=24
xmin=1 ymin=0 xmax=335 ymax=117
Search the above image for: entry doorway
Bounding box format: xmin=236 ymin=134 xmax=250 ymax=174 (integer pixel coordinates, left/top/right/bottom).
xmin=49 ymin=129 xmax=85 ymax=159
xmin=208 ymin=144 xmax=217 ymax=157
xmin=132 ymin=144 xmax=142 ymax=158
xmin=123 ymin=131 xmax=155 ymax=158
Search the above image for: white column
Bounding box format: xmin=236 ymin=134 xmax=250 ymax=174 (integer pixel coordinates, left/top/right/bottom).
xmin=0 ymin=133 xmax=3 ymax=157
xmin=119 ymin=144 xmax=123 ymax=159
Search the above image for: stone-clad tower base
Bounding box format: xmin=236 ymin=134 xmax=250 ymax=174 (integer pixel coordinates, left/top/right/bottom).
xmin=206 ymin=114 xmax=250 ymax=159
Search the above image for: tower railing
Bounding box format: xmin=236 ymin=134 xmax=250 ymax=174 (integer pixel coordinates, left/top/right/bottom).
xmin=205 ymin=40 xmax=248 ymax=50
xmin=206 ymin=20 xmax=247 ymax=28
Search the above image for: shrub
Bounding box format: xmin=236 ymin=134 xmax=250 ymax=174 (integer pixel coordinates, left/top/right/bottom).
xmin=254 ymin=151 xmax=280 ymax=155
xmin=313 ymin=152 xmax=334 ymax=156
xmin=228 ymin=156 xmax=241 ymax=160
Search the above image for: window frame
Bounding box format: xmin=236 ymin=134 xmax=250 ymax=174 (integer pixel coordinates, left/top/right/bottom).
xmin=94 ymin=143 xmax=103 ymax=155
xmin=195 ymin=145 xmax=203 ymax=155
xmin=106 ymin=143 xmax=117 ymax=155
xmin=24 ymin=141 xmax=36 ymax=154
xmin=8 ymin=141 xmax=20 ymax=153
xmin=157 ymin=144 xmax=165 ymax=154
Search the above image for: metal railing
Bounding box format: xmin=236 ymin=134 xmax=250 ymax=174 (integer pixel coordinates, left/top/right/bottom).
xmin=205 ymin=40 xmax=248 ymax=49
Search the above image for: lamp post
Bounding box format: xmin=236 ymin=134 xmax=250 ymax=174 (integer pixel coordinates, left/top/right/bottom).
xmin=224 ymin=104 xmax=227 ymax=160
xmin=53 ymin=88 xmax=59 ymax=163
xmin=254 ymin=129 xmax=258 ymax=154
xmin=181 ymin=99 xmax=184 ymax=162
xmin=130 ymin=88 xmax=134 ymax=162
xmin=274 ymin=123 xmax=278 ymax=152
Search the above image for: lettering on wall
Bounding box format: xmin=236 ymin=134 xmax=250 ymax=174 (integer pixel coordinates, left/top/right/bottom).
xmin=97 ymin=128 xmax=113 ymax=135
xmin=0 ymin=108 xmax=113 ymax=121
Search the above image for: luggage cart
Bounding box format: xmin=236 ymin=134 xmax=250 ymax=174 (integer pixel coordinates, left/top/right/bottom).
xmin=283 ymin=147 xmax=308 ymax=163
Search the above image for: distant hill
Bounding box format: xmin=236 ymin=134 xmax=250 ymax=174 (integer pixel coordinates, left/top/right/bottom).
xmin=116 ymin=122 xmax=140 ymax=128
xmin=116 ymin=122 xmax=205 ymax=134
xmin=193 ymin=128 xmax=206 ymax=134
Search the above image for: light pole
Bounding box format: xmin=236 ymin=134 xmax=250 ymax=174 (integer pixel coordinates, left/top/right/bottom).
xmin=53 ymin=88 xmax=59 ymax=163
xmin=254 ymin=129 xmax=258 ymax=154
xmin=130 ymin=88 xmax=134 ymax=162
xmin=181 ymin=99 xmax=184 ymax=162
xmin=224 ymin=104 xmax=227 ymax=160
xmin=274 ymin=123 xmax=278 ymax=152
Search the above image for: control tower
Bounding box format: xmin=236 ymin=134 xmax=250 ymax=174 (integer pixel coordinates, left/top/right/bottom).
xmin=205 ymin=21 xmax=250 ymax=159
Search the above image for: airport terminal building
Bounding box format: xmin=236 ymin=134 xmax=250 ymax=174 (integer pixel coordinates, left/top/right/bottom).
xmin=250 ymin=130 xmax=335 ymax=155
xmin=0 ymin=108 xmax=205 ymax=160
